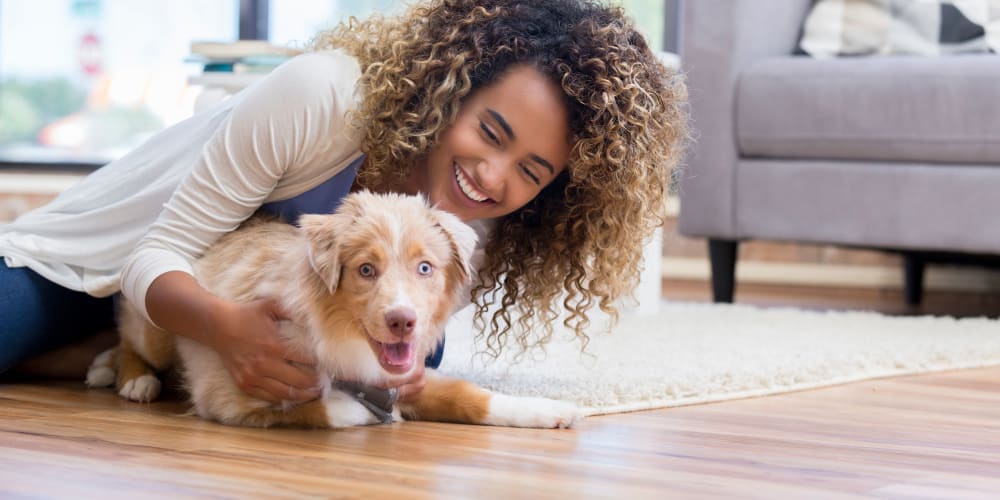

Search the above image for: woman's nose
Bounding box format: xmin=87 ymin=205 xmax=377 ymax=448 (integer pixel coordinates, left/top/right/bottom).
xmin=474 ymin=157 xmax=508 ymax=193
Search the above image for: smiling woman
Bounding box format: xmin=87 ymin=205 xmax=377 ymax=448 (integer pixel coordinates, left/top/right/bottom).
xmin=405 ymin=65 xmax=571 ymax=221
xmin=317 ymin=0 xmax=688 ymax=357
xmin=1 ymin=0 xmax=687 ymax=407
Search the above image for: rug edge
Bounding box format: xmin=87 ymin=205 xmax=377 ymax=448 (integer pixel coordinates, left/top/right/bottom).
xmin=580 ymin=360 xmax=1000 ymax=417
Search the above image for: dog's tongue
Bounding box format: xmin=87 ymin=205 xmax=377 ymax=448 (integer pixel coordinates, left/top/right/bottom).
xmin=380 ymin=342 xmax=414 ymax=369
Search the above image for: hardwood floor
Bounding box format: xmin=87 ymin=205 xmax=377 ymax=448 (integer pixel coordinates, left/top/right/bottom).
xmin=2 ymin=280 xmax=999 ymax=499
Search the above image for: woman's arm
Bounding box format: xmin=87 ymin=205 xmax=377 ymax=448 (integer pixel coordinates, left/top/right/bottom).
xmin=146 ymin=271 xmax=321 ymax=403
xmin=120 ymin=51 xmax=363 ymax=403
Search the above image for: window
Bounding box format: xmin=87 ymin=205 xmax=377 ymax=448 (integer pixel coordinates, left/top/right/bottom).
xmin=269 ymin=1 xmax=669 ymax=51
xmin=269 ymin=0 xmax=404 ymax=49
xmin=0 ymin=0 xmax=675 ymax=169
xmin=0 ymin=0 xmax=238 ymax=166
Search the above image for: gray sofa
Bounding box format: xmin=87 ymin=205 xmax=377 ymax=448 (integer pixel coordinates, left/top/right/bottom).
xmin=676 ymin=0 xmax=1000 ymax=304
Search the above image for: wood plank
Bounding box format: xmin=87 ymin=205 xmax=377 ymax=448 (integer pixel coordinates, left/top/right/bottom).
xmin=3 ymin=365 xmax=1000 ymax=498
xmin=3 ymin=281 xmax=999 ymax=498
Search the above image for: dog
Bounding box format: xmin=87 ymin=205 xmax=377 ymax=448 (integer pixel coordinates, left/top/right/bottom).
xmin=87 ymin=191 xmax=581 ymax=429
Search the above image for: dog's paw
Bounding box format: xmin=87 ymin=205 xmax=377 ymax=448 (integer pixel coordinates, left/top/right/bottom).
xmin=322 ymin=391 xmax=383 ymax=428
xmin=118 ymin=374 xmax=162 ymax=403
xmin=86 ymin=366 xmax=116 ymax=388
xmin=484 ymin=394 xmax=583 ymax=429
xmin=85 ymin=348 xmax=117 ymax=388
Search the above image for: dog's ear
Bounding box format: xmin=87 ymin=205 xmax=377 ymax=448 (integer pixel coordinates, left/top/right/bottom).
xmin=299 ymin=213 xmax=349 ymax=293
xmin=429 ymin=209 xmax=479 ymax=293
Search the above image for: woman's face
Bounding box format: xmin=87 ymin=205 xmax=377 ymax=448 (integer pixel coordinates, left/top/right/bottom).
xmin=407 ymin=65 xmax=572 ymax=222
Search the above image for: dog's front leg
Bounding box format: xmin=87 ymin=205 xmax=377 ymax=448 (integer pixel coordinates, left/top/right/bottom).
xmin=399 ymin=370 xmax=582 ymax=429
xmin=216 ymin=389 xmax=385 ymax=428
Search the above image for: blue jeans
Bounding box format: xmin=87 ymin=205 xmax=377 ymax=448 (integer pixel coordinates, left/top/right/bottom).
xmin=0 ymin=260 xmax=115 ymax=374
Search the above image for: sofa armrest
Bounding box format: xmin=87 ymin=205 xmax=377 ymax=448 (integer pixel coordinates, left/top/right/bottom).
xmin=677 ymin=0 xmax=813 ymax=238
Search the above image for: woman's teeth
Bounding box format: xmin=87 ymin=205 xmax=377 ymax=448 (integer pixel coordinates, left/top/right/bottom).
xmin=455 ymin=165 xmax=490 ymax=202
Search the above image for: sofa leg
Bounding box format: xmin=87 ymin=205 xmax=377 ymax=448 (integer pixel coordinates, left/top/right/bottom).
xmin=708 ymin=239 xmax=738 ymax=303
xmin=903 ymin=254 xmax=925 ymax=306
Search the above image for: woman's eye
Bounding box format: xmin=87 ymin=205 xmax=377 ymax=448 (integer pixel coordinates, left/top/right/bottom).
xmin=479 ymin=121 xmax=500 ymax=145
xmin=359 ymin=263 xmax=376 ymax=277
xmin=417 ymin=261 xmax=433 ymax=276
xmin=521 ymin=165 xmax=540 ymax=185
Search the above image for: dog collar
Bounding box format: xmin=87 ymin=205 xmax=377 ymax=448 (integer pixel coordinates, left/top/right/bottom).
xmin=332 ymin=380 xmax=398 ymax=424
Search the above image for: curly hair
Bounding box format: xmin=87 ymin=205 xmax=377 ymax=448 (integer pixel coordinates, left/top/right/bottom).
xmin=312 ymin=0 xmax=688 ymax=356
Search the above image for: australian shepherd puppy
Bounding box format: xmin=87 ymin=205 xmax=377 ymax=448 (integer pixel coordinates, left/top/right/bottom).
xmin=88 ymin=191 xmax=581 ymax=429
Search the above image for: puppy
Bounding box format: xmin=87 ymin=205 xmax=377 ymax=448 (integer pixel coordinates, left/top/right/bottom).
xmin=88 ymin=191 xmax=581 ymax=429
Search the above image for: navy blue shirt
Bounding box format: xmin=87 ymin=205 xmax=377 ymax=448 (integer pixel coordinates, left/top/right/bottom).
xmin=259 ymin=155 xmax=363 ymax=225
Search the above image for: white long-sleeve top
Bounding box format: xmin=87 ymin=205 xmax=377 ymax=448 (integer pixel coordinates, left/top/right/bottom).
xmin=0 ymin=49 xmax=367 ymax=322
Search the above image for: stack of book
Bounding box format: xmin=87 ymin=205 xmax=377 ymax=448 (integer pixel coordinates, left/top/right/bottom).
xmin=188 ymin=40 xmax=301 ymax=74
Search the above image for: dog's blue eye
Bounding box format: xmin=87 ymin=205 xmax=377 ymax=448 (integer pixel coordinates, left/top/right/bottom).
xmin=417 ymin=261 xmax=433 ymax=276
xmin=359 ymin=263 xmax=376 ymax=277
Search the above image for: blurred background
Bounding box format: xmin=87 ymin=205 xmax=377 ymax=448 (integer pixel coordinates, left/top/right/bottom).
xmin=0 ymin=0 xmax=671 ymax=166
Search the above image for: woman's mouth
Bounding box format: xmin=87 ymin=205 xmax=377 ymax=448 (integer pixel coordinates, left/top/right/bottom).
xmin=453 ymin=163 xmax=493 ymax=204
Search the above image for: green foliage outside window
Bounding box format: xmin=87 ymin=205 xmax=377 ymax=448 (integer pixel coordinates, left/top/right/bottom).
xmin=0 ymin=78 xmax=85 ymax=145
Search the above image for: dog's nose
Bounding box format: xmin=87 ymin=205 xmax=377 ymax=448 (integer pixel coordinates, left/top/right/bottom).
xmin=385 ymin=308 xmax=416 ymax=337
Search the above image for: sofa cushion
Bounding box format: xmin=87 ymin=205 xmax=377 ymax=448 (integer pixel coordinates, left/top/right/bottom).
xmin=736 ymin=54 xmax=1000 ymax=164
xmin=734 ymin=159 xmax=1000 ymax=254
xmin=798 ymin=0 xmax=999 ymax=57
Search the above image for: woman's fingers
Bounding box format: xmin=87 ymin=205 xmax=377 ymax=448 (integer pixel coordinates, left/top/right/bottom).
xmin=221 ymin=347 xmax=321 ymax=404
xmin=261 ymin=296 xmax=291 ymax=320
xmin=253 ymin=358 xmax=322 ymax=403
xmin=396 ymin=378 xmax=426 ymax=404
xmin=269 ymin=357 xmax=321 ymax=393
xmin=243 ymin=378 xmax=321 ymax=405
xmin=215 ymin=298 xmax=321 ymax=402
xmin=281 ymin=350 xmax=318 ymax=368
xmin=374 ymin=363 xmax=425 ymax=389
xmin=370 ymin=364 xmax=426 ymax=403
xmin=241 ymin=385 xmax=283 ymax=405
xmin=256 ymin=299 xmax=319 ymax=369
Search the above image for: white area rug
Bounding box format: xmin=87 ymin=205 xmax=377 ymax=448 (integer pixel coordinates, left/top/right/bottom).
xmin=437 ymin=301 xmax=1000 ymax=416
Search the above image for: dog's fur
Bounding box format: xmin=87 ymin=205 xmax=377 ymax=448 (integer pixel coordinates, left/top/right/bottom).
xmin=87 ymin=191 xmax=581 ymax=429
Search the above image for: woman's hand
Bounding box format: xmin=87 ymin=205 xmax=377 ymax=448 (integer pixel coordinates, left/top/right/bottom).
xmin=145 ymin=271 xmax=321 ymax=405
xmin=377 ymin=363 xmax=426 ymax=403
xmin=210 ymin=297 xmax=322 ymax=404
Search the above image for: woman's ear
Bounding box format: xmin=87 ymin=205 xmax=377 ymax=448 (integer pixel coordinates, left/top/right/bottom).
xmin=299 ymin=214 xmax=349 ymax=293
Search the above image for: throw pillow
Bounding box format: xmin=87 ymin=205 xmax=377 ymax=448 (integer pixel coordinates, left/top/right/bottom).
xmin=799 ymin=0 xmax=999 ymax=57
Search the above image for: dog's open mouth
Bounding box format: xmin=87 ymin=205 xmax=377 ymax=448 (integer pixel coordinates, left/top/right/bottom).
xmin=371 ymin=339 xmax=416 ymax=374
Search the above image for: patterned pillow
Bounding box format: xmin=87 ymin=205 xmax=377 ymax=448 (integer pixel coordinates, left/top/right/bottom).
xmin=798 ymin=0 xmax=1000 ymax=57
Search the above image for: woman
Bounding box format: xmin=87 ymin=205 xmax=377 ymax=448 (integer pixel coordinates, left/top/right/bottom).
xmin=0 ymin=0 xmax=687 ymax=403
